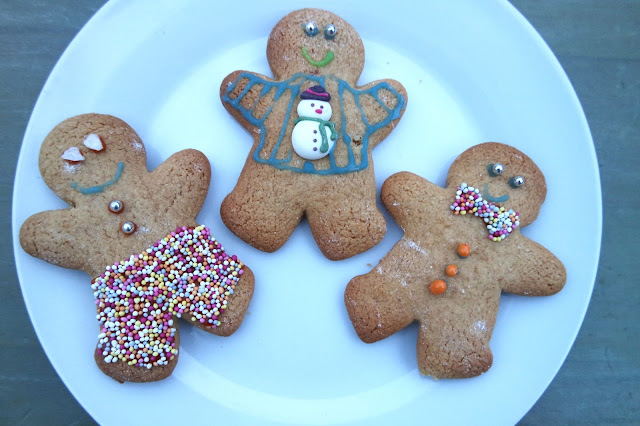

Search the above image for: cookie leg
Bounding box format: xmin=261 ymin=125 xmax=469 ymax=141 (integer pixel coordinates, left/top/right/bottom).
xmin=94 ymin=323 xmax=181 ymax=383
xmin=221 ymin=170 xmax=304 ymax=253
xmin=190 ymin=266 xmax=255 ymax=337
xmin=415 ymin=318 xmax=493 ymax=379
xmin=307 ymin=199 xmax=386 ymax=260
xmin=344 ymin=272 xmax=414 ymax=343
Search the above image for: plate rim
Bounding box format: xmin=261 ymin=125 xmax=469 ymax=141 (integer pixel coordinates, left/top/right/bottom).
xmin=12 ymin=1 xmax=602 ymax=424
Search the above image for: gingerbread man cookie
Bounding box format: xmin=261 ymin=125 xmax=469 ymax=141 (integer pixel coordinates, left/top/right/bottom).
xmin=220 ymin=8 xmax=407 ymax=260
xmin=20 ymin=114 xmax=255 ymax=382
xmin=344 ymin=142 xmax=566 ymax=379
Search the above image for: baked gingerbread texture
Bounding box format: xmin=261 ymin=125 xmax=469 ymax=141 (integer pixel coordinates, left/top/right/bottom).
xmin=19 ymin=114 xmax=255 ymax=383
xmin=344 ymin=142 xmax=566 ymax=379
xmin=220 ymin=8 xmax=407 ymax=260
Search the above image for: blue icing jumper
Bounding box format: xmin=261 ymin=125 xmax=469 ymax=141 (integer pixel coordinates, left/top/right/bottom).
xmin=222 ymin=72 xmax=405 ymax=175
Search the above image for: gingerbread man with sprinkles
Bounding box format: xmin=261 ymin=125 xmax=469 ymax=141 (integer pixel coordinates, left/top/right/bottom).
xmin=344 ymin=142 xmax=566 ymax=379
xmin=20 ymin=114 xmax=255 ymax=382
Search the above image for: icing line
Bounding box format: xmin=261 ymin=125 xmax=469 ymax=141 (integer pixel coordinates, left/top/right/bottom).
xmin=482 ymin=183 xmax=509 ymax=203
xmin=71 ymin=162 xmax=124 ymax=195
xmin=222 ymin=72 xmax=406 ymax=175
xmin=301 ymin=46 xmax=334 ymax=67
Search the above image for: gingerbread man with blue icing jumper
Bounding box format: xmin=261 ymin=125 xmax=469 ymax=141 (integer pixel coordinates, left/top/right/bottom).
xmin=20 ymin=114 xmax=255 ymax=382
xmin=344 ymin=142 xmax=566 ymax=379
xmin=220 ymin=8 xmax=407 ymax=260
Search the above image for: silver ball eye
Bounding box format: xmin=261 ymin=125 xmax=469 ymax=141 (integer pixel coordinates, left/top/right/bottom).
xmin=108 ymin=200 xmax=124 ymax=214
xmin=324 ymin=24 xmax=337 ymax=39
xmin=304 ymin=21 xmax=318 ymax=36
xmin=121 ymin=221 xmax=136 ymax=235
xmin=510 ymin=176 xmax=525 ymax=188
xmin=489 ymin=163 xmax=504 ymax=176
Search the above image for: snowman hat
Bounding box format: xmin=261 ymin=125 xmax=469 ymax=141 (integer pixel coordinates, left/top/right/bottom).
xmin=300 ymin=85 xmax=331 ymax=102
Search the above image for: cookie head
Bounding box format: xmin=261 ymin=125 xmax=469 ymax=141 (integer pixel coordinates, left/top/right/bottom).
xmin=446 ymin=142 xmax=547 ymax=226
xmin=39 ymin=114 xmax=147 ymax=206
xmin=266 ymin=8 xmax=365 ymax=80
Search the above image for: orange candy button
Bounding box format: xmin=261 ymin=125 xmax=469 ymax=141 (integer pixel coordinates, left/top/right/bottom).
xmin=445 ymin=264 xmax=458 ymax=276
xmin=429 ymin=279 xmax=447 ymax=295
xmin=457 ymin=243 xmax=471 ymax=258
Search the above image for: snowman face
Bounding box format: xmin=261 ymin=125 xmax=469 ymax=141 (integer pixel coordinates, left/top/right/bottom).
xmin=297 ymin=99 xmax=332 ymax=121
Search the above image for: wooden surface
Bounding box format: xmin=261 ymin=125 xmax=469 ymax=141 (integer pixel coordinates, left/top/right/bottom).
xmin=1 ymin=1 xmax=638 ymax=424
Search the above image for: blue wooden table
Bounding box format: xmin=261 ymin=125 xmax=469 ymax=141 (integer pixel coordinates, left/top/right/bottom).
xmin=1 ymin=1 xmax=637 ymax=424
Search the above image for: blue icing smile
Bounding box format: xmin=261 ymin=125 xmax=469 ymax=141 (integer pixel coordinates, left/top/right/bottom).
xmin=71 ymin=162 xmax=124 ymax=195
xmin=221 ymin=72 xmax=405 ymax=175
xmin=483 ymin=183 xmax=509 ymax=203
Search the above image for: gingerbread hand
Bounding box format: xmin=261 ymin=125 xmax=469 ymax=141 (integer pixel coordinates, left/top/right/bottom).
xmin=219 ymin=8 xmax=407 ymax=260
xmin=345 ymin=142 xmax=566 ymax=379
xmin=20 ymin=114 xmax=255 ymax=382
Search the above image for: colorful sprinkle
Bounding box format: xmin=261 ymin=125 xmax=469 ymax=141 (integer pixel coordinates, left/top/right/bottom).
xmin=450 ymin=183 xmax=520 ymax=241
xmin=91 ymin=225 xmax=244 ymax=369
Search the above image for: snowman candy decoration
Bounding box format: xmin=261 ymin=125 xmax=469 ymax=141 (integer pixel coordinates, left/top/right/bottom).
xmin=292 ymin=85 xmax=338 ymax=160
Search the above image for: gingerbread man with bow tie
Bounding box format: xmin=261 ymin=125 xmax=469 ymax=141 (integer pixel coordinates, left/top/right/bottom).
xmin=344 ymin=142 xmax=566 ymax=379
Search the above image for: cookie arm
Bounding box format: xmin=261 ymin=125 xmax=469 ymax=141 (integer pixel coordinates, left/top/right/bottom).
xmin=356 ymin=78 xmax=407 ymax=149
xmin=20 ymin=209 xmax=88 ymax=272
xmin=381 ymin=171 xmax=444 ymax=231
xmin=149 ymin=149 xmax=211 ymax=222
xmin=220 ymin=70 xmax=279 ymax=134
xmin=498 ymin=235 xmax=566 ymax=296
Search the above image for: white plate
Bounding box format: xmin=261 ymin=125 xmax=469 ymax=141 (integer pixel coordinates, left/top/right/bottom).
xmin=12 ymin=1 xmax=600 ymax=425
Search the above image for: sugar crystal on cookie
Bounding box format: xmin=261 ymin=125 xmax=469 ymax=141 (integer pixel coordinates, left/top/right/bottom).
xmin=61 ymin=146 xmax=85 ymax=162
xmin=83 ymin=133 xmax=104 ymax=151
